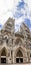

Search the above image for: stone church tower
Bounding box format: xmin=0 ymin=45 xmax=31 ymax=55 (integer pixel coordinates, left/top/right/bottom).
xmin=0 ymin=17 xmax=31 ymax=64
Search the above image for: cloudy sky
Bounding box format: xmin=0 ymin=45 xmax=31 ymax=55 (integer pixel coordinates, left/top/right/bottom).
xmin=0 ymin=0 xmax=31 ymax=31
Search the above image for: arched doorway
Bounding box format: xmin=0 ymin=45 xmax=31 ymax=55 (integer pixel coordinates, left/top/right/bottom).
xmin=1 ymin=48 xmax=6 ymax=63
xmin=16 ymin=49 xmax=23 ymax=63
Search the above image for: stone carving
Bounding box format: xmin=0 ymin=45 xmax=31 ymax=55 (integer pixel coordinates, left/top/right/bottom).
xmin=0 ymin=17 xmax=31 ymax=64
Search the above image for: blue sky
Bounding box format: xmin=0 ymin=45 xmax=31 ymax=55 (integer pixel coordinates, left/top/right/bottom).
xmin=14 ymin=0 xmax=31 ymax=31
xmin=0 ymin=0 xmax=31 ymax=31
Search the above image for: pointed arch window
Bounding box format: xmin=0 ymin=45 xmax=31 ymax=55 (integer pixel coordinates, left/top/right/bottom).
xmin=16 ymin=49 xmax=23 ymax=63
xmin=1 ymin=49 xmax=6 ymax=56
xmin=1 ymin=48 xmax=6 ymax=63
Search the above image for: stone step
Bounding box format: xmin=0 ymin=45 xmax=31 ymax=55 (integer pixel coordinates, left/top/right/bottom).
xmin=0 ymin=63 xmax=31 ymax=65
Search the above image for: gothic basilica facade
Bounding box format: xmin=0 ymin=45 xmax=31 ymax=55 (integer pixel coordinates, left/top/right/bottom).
xmin=0 ymin=17 xmax=31 ymax=64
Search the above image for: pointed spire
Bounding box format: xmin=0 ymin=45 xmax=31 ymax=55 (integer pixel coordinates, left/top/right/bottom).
xmin=2 ymin=17 xmax=15 ymax=33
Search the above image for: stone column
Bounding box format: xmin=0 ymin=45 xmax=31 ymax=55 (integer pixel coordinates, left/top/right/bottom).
xmin=10 ymin=50 xmax=11 ymax=63
xmin=27 ymin=51 xmax=30 ymax=62
xmin=13 ymin=50 xmax=15 ymax=63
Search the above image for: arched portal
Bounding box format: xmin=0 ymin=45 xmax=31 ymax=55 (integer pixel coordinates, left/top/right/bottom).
xmin=16 ymin=49 xmax=23 ymax=63
xmin=1 ymin=48 xmax=7 ymax=63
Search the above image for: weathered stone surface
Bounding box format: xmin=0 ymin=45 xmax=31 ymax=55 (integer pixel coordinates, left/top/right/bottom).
xmin=0 ymin=17 xmax=31 ymax=64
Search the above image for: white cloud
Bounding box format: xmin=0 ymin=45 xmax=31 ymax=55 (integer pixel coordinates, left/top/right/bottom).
xmin=15 ymin=16 xmax=24 ymax=31
xmin=14 ymin=0 xmax=31 ymax=27
xmin=15 ymin=17 xmax=24 ymax=25
xmin=24 ymin=0 xmax=31 ymax=16
xmin=0 ymin=0 xmax=20 ymax=15
xmin=0 ymin=0 xmax=20 ymax=26
xmin=0 ymin=0 xmax=31 ymax=31
xmin=24 ymin=0 xmax=31 ymax=10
